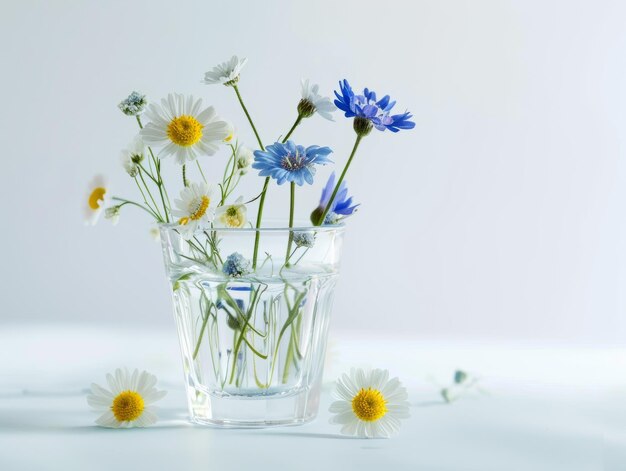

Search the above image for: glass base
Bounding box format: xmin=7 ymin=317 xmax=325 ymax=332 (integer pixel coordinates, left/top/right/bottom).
xmin=186 ymin=381 xmax=323 ymax=428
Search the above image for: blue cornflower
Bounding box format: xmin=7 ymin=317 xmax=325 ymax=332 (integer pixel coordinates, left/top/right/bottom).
xmin=312 ymin=172 xmax=359 ymax=225
xmin=252 ymin=141 xmax=332 ymax=186
xmin=334 ymin=79 xmax=415 ymax=134
xmin=222 ymin=252 xmax=251 ymax=277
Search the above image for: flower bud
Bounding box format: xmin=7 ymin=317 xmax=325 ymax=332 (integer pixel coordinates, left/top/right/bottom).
xmin=353 ymin=116 xmax=373 ymax=137
xmin=297 ymin=98 xmax=316 ymax=119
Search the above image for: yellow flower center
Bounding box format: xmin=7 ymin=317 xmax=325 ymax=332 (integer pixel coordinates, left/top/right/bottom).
xmin=167 ymin=115 xmax=203 ymax=147
xmin=88 ymin=187 xmax=106 ymax=210
xmin=190 ymin=196 xmax=210 ymax=220
xmin=351 ymin=387 xmax=387 ymax=422
xmin=223 ymin=133 xmax=234 ymax=143
xmin=111 ymin=390 xmax=144 ymax=422
xmin=223 ymin=206 xmax=243 ymax=227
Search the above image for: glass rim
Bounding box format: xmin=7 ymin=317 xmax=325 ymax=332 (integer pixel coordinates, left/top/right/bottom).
xmin=158 ymin=221 xmax=345 ymax=234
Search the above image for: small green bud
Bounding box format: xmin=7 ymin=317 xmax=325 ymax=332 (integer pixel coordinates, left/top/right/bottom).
xmin=310 ymin=206 xmax=324 ymax=226
xmin=353 ymin=116 xmax=373 ymax=137
xmin=130 ymin=152 xmax=144 ymax=164
xmin=454 ymin=370 xmax=468 ymax=384
xmin=297 ymin=98 xmax=316 ymax=119
xmin=224 ymin=76 xmax=240 ymax=87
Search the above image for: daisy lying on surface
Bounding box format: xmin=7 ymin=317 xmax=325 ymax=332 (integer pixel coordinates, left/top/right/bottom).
xmin=329 ymin=368 xmax=410 ymax=438
xmin=87 ymin=368 xmax=166 ymax=428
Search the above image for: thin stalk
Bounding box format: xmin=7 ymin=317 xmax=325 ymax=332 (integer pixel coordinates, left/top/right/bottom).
xmin=252 ymin=177 xmax=270 ymax=269
xmin=232 ymin=85 xmax=264 ymax=150
xmin=196 ymin=161 xmax=207 ymax=183
xmin=112 ymin=197 xmax=159 ymax=219
xmin=316 ymin=134 xmax=363 ymax=225
xmin=251 ymin=114 xmax=305 ymax=269
xmin=182 ymin=164 xmax=188 ymax=187
xmin=192 ymin=302 xmax=213 ymax=360
xmin=137 ymin=170 xmax=162 ymax=220
xmin=136 ymin=116 xmax=170 ymax=221
xmin=282 ymin=114 xmax=302 ymax=143
xmin=284 ymin=182 xmax=295 ymax=266
xmin=133 ymin=176 xmax=160 ymax=220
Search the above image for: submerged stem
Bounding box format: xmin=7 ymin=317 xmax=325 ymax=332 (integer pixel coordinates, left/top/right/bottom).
xmin=284 ymin=182 xmax=295 ymax=266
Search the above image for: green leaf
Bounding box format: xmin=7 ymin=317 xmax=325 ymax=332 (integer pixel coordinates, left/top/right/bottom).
xmin=173 ymin=273 xmax=193 ymax=291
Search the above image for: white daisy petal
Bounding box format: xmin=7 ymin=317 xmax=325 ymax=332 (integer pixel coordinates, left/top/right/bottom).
xmin=90 ymin=383 xmax=113 ymax=399
xmin=95 ymin=411 xmax=117 ymax=428
xmin=330 ymin=410 xmax=356 ymax=425
xmin=106 ymin=373 xmax=120 ymax=394
xmin=141 ymin=409 xmax=158 ymax=426
xmin=341 ymin=420 xmax=359 ymax=436
xmin=86 ymin=394 xmax=111 ymax=409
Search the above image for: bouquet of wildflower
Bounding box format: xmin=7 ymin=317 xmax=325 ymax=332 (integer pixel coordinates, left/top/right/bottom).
xmin=84 ymin=56 xmax=414 ymax=423
xmin=86 ymin=56 xmax=414 ymax=265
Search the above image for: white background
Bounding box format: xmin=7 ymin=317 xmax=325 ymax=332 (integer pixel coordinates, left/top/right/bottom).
xmin=1 ymin=0 xmax=625 ymax=344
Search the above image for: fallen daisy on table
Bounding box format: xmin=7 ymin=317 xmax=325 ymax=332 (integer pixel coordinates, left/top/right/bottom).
xmin=329 ymin=367 xmax=410 ymax=438
xmin=87 ymin=368 xmax=167 ymax=428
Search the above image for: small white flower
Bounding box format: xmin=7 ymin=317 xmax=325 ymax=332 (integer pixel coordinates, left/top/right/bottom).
xmin=87 ymin=368 xmax=167 ymax=428
xmin=105 ymin=206 xmax=121 ymax=225
xmin=329 ymin=368 xmax=410 ymax=438
xmin=172 ymin=182 xmax=216 ymax=238
xmin=215 ymin=196 xmax=247 ymax=228
xmin=120 ymin=135 xmax=145 ymax=178
xmin=235 ymin=145 xmax=254 ymax=175
xmin=203 ymin=55 xmax=248 ymax=86
xmin=299 ymin=79 xmax=337 ymax=121
xmin=140 ymin=93 xmax=230 ymax=165
xmin=84 ymin=175 xmax=110 ymax=226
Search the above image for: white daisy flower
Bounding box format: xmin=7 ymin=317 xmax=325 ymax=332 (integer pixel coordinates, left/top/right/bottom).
xmin=215 ymin=196 xmax=247 ymax=228
xmin=298 ymin=79 xmax=337 ymax=121
xmin=84 ymin=175 xmax=110 ymax=226
xmin=203 ymin=55 xmax=248 ymax=86
xmin=87 ymin=368 xmax=167 ymax=428
xmin=139 ymin=93 xmax=230 ymax=165
xmin=235 ymin=145 xmax=254 ymax=175
xmin=172 ymin=181 xmax=216 ymax=237
xmin=329 ymin=368 xmax=410 ymax=438
xmin=120 ymin=135 xmax=145 ymax=178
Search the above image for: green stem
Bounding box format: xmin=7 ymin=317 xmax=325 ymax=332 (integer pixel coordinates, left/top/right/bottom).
xmin=192 ymin=302 xmax=213 ymax=360
xmin=284 ymin=182 xmax=295 ymax=266
xmin=251 ymin=114 xmax=305 ymax=269
xmin=316 ymin=134 xmax=363 ymax=225
xmin=196 ymin=161 xmax=207 ymax=183
xmin=282 ymin=328 xmax=295 ymax=384
xmin=132 ymin=176 xmax=160 ymax=221
xmin=232 ymin=85 xmax=264 ymax=150
xmin=136 ymin=116 xmax=170 ymax=222
xmin=282 ymin=114 xmax=302 ymax=143
xmin=182 ymin=164 xmax=188 ymax=187
xmin=137 ymin=170 xmax=162 ymax=221
xmin=252 ymin=177 xmax=270 ymax=270
xmin=112 ymin=197 xmax=159 ymax=219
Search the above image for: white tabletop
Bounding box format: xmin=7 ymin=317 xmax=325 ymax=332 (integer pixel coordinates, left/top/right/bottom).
xmin=0 ymin=325 xmax=621 ymax=470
